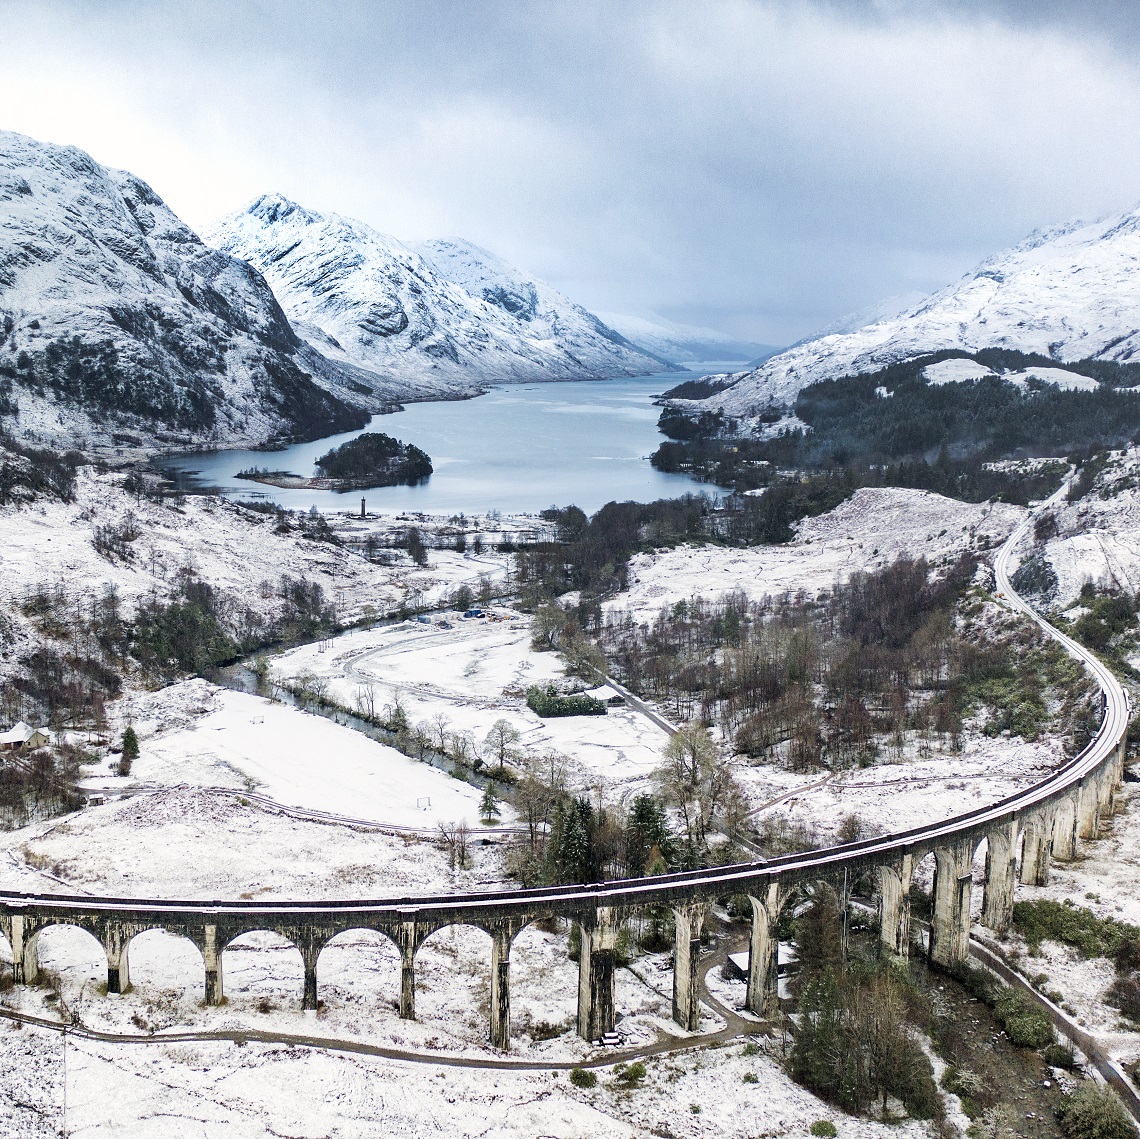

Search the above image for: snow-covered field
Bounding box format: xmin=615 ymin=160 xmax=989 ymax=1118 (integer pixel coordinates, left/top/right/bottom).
xmin=610 ymin=487 xmax=1022 ymax=620
xmin=0 ymin=466 xmax=512 ymax=697
xmin=107 ymin=683 xmax=494 ymax=830
xmin=271 ymin=616 xmax=672 ymax=797
xmin=0 ymin=1019 xmax=926 ymax=1139
xmin=740 ymin=733 xmax=1065 ymax=845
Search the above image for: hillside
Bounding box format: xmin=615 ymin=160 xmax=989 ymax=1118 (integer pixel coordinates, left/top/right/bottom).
xmin=697 ymin=204 xmax=1140 ymax=417
xmin=0 ymin=129 xmax=367 ymax=452
xmin=207 ymin=197 xmax=663 ymax=399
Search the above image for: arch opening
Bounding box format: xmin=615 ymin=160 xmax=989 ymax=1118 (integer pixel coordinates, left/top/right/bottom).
xmin=27 ymin=923 xmax=106 ymax=1001
xmin=221 ymin=930 xmax=304 ymax=1012
xmin=315 ymin=928 xmax=401 ymax=1015
xmin=125 ymin=927 xmax=205 ymax=1001
xmin=509 ymin=918 xmax=580 ymax=1043
xmin=415 ymin=923 xmax=492 ymax=1043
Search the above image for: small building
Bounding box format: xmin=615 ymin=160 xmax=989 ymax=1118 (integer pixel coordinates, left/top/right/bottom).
xmin=0 ymin=722 xmax=32 ymax=749
xmin=0 ymin=723 xmax=55 ymax=750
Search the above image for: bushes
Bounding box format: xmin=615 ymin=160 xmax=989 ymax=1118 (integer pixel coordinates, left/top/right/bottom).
xmin=1055 ymin=1084 xmax=1136 ymax=1139
xmin=810 ymin=1123 xmax=837 ymax=1138
xmin=994 ymin=987 xmax=1054 ymax=1049
xmin=526 ymin=685 xmax=607 ymax=718
xmin=569 ymin=1067 xmax=596 ymax=1088
xmin=1012 ymin=900 xmax=1140 ymax=960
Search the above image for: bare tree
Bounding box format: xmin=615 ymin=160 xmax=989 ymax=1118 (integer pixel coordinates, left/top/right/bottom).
xmin=354 ymin=684 xmax=377 ymax=720
xmin=654 ymin=725 xmax=745 ymax=855
xmin=431 ymin=712 xmax=451 ymax=754
xmin=437 ymin=819 xmax=471 ymax=870
xmin=484 ymin=719 xmax=521 ymax=774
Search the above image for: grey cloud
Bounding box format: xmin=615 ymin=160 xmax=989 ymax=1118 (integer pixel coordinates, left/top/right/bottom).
xmin=3 ymin=0 xmax=1140 ymax=343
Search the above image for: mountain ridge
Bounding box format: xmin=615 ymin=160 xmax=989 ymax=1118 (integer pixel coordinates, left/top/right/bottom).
xmin=206 ymin=195 xmax=667 ymax=398
xmin=694 ymin=202 xmax=1140 ymax=418
xmin=0 ymin=129 xmax=367 ymax=452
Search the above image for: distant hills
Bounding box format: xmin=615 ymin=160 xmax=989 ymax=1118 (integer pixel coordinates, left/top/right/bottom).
xmin=687 ymin=205 xmax=1140 ymax=418
xmin=592 ymin=311 xmax=779 ymax=367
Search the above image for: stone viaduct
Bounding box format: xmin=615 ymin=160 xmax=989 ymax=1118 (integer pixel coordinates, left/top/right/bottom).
xmin=0 ymin=497 xmax=1131 ymax=1050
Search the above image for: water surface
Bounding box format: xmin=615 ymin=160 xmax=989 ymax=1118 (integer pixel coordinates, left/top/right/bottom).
xmin=161 ymin=371 xmax=727 ymax=515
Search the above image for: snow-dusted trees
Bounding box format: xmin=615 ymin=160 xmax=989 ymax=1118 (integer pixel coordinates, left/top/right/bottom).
xmin=653 ymin=725 xmax=745 ymax=857
xmin=483 ymin=719 xmax=521 ymax=774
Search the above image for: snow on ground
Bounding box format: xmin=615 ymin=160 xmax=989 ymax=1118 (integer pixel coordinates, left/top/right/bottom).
xmin=0 ymin=788 xmax=500 ymax=899
xmin=739 ymin=733 xmax=1064 ymax=844
xmin=923 ymin=358 xmax=1100 ymax=392
xmin=610 ymin=487 xmax=1023 ymax=621
xmin=923 ymin=358 xmax=996 ymax=385
xmin=0 ymin=1021 xmax=929 ymax=1139
xmin=982 ymin=781 xmax=1140 ymax=1061
xmin=271 ymin=616 xmax=671 ymax=798
xmin=112 ymin=684 xmax=494 ymax=829
xmin=0 ymin=467 xmax=512 ymax=690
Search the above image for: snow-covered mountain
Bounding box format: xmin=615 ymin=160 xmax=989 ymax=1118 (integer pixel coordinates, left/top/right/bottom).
xmin=699 ymin=206 xmax=1140 ymax=417
xmin=592 ymin=310 xmax=777 ymax=366
xmin=0 ymin=130 xmax=367 ymax=452
xmin=207 ymin=198 xmax=664 ymax=397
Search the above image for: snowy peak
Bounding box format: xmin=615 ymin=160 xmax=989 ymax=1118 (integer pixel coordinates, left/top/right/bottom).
xmin=0 ymin=130 xmax=366 ymax=450
xmin=702 ymin=201 xmax=1140 ymax=417
xmin=207 ymin=200 xmax=664 ymax=397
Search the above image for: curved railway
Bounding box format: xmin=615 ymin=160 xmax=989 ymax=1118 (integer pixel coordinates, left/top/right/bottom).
xmin=0 ymin=478 xmax=1131 ymax=1051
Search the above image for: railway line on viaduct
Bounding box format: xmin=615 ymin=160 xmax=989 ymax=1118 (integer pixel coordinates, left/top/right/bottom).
xmin=0 ymin=482 xmax=1131 ymax=1054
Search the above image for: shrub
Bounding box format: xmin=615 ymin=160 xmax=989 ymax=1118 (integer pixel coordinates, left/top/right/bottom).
xmin=613 ymin=1061 xmax=647 ymax=1087
xmin=1108 ymin=975 xmax=1140 ymax=1023
xmin=1043 ymin=1044 xmax=1077 ymax=1070
xmin=994 ymin=987 xmax=1055 ymax=1049
xmin=1014 ymin=899 xmax=1140 ymax=959
xmin=1055 ymin=1083 xmax=1136 ymax=1139
xmin=569 ymin=1067 xmax=596 ymax=1089
xmin=743 ymin=1072 xmax=758 ymax=1084
xmin=810 ymin=1122 xmax=837 ymax=1138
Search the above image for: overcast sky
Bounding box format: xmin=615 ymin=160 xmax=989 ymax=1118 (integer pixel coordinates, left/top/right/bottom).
xmin=2 ymin=0 xmax=1139 ymax=344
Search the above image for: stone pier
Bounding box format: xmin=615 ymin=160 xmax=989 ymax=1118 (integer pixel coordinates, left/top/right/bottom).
xmin=577 ymin=907 xmax=617 ymax=1041
xmin=877 ymin=854 xmax=913 ymax=957
xmin=104 ymin=923 xmax=131 ymax=995
xmin=671 ymin=902 xmax=707 ymax=1032
xmin=1019 ymin=809 xmax=1053 ymax=886
xmin=981 ymin=820 xmax=1017 ymax=935
xmin=746 ymin=883 xmax=781 ymax=1016
xmin=929 ymin=839 xmax=973 ymax=969
xmin=202 ymin=923 xmax=223 ymax=1006
xmin=489 ymin=919 xmax=526 ymax=1050
xmin=1051 ymin=794 xmax=1079 ymax=860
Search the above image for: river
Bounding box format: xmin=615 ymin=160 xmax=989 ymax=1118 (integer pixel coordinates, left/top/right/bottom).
xmin=159 ymin=370 xmax=725 ymax=515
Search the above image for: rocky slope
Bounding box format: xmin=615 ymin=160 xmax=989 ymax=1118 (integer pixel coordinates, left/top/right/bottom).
xmin=207 ymin=196 xmax=664 ymax=398
xmin=592 ymin=309 xmax=777 ymax=366
xmin=698 ymin=204 xmax=1140 ymax=417
xmin=0 ymin=129 xmax=368 ymax=452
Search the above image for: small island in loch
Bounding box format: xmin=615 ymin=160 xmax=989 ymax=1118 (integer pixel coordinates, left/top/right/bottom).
xmin=235 ymin=431 xmax=434 ymax=492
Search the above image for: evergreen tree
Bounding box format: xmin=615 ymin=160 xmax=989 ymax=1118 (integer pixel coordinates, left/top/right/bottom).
xmin=624 ymin=794 xmax=672 ymax=876
xmin=119 ymin=725 xmax=138 ymax=777
xmin=479 ymin=781 xmax=500 ymax=825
